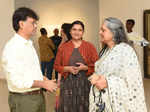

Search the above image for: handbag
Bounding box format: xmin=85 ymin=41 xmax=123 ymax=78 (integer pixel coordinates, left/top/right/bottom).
xmin=92 ymin=86 xmax=106 ymax=112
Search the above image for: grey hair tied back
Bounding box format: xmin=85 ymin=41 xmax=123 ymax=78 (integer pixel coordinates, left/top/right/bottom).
xmin=104 ymin=17 xmax=129 ymax=44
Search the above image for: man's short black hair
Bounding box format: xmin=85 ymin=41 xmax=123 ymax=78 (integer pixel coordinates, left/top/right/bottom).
xmin=126 ymin=19 xmax=135 ymax=26
xmin=40 ymin=28 xmax=47 ymax=35
xmin=12 ymin=7 xmax=39 ymax=32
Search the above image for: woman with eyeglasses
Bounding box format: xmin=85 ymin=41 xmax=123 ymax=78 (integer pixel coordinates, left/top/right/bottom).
xmin=89 ymin=17 xmax=147 ymax=112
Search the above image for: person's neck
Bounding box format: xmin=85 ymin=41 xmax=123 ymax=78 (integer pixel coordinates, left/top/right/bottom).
xmin=42 ymin=34 xmax=47 ymax=37
xmin=127 ymin=29 xmax=133 ymax=33
xmin=17 ymin=31 xmax=30 ymax=40
xmin=71 ymin=39 xmax=82 ymax=48
xmin=107 ymin=41 xmax=115 ymax=49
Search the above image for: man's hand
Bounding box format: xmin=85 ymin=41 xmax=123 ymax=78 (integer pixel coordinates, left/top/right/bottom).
xmin=42 ymin=80 xmax=57 ymax=92
xmin=43 ymin=76 xmax=48 ymax=81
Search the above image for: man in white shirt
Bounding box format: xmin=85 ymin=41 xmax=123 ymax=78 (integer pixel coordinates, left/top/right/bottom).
xmin=126 ymin=19 xmax=149 ymax=46
xmin=126 ymin=19 xmax=149 ymax=78
xmin=2 ymin=7 xmax=57 ymax=112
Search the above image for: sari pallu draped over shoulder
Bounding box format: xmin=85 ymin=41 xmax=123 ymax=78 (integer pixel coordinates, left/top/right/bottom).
xmin=89 ymin=43 xmax=147 ymax=112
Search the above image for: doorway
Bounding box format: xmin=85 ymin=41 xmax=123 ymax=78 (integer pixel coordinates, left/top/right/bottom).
xmin=144 ymin=10 xmax=150 ymax=78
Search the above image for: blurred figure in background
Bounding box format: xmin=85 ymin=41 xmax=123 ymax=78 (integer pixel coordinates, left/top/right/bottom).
xmin=50 ymin=28 xmax=62 ymax=80
xmin=126 ymin=19 xmax=149 ymax=77
xmin=60 ymin=23 xmax=72 ymax=44
xmin=126 ymin=19 xmax=149 ymax=46
xmin=54 ymin=23 xmax=72 ymax=112
xmin=56 ymin=23 xmax=72 ymax=82
xmin=50 ymin=28 xmax=62 ymax=55
xmin=38 ymin=28 xmax=55 ymax=80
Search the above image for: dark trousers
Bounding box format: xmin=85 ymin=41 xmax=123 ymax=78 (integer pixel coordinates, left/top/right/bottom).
xmin=55 ymin=70 xmax=58 ymax=80
xmin=41 ymin=59 xmax=54 ymax=80
xmin=41 ymin=58 xmax=58 ymax=80
xmin=53 ymin=57 xmax=58 ymax=80
xmin=8 ymin=92 xmax=45 ymax=112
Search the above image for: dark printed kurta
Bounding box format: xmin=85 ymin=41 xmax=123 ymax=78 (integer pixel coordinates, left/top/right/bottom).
xmin=58 ymin=48 xmax=91 ymax=112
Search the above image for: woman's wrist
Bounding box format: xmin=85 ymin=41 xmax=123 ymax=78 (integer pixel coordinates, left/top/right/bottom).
xmin=63 ymin=66 xmax=71 ymax=72
xmin=81 ymin=65 xmax=88 ymax=71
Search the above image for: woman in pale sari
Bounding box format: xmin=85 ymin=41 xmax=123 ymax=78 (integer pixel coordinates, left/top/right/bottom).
xmin=89 ymin=17 xmax=147 ymax=112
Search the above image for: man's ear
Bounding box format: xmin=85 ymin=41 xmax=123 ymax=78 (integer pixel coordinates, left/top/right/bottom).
xmin=19 ymin=21 xmax=24 ymax=30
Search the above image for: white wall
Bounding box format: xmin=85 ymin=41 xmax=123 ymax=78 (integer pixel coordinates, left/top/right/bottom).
xmin=99 ymin=0 xmax=150 ymax=35
xmin=0 ymin=0 xmax=14 ymax=79
xmin=15 ymin=0 xmax=100 ymax=51
xmin=99 ymin=0 xmax=150 ymax=77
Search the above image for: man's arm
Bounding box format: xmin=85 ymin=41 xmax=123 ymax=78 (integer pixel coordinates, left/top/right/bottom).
xmin=32 ymin=80 xmax=57 ymax=92
xmin=2 ymin=45 xmax=57 ymax=92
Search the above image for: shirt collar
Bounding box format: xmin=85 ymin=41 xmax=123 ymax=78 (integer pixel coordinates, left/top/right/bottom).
xmin=15 ymin=33 xmax=33 ymax=45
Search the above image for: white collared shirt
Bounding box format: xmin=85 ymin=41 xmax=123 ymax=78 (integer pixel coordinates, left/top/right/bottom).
xmin=2 ymin=34 xmax=43 ymax=93
xmin=127 ymin=32 xmax=149 ymax=46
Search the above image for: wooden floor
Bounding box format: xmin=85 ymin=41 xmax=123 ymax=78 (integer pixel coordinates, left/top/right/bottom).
xmin=0 ymin=79 xmax=150 ymax=112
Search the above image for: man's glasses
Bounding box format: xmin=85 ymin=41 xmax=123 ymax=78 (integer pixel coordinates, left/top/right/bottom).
xmin=24 ymin=20 xmax=38 ymax=26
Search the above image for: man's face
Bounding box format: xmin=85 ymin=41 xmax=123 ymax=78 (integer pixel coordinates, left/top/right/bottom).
xmin=126 ymin=21 xmax=134 ymax=31
xmin=54 ymin=29 xmax=59 ymax=35
xmin=20 ymin=17 xmax=37 ymax=38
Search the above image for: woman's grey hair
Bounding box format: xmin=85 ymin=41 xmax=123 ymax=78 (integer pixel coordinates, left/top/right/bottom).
xmin=99 ymin=17 xmax=133 ymax=57
xmin=104 ymin=17 xmax=129 ymax=44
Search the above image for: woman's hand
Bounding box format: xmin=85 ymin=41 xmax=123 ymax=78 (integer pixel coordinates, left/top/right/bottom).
xmin=95 ymin=75 xmax=108 ymax=90
xmin=64 ymin=63 xmax=88 ymax=75
xmin=88 ymin=73 xmax=100 ymax=85
xmin=76 ymin=62 xmax=88 ymax=71
xmin=89 ymin=74 xmax=108 ymax=90
xmin=64 ymin=66 xmax=79 ymax=75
